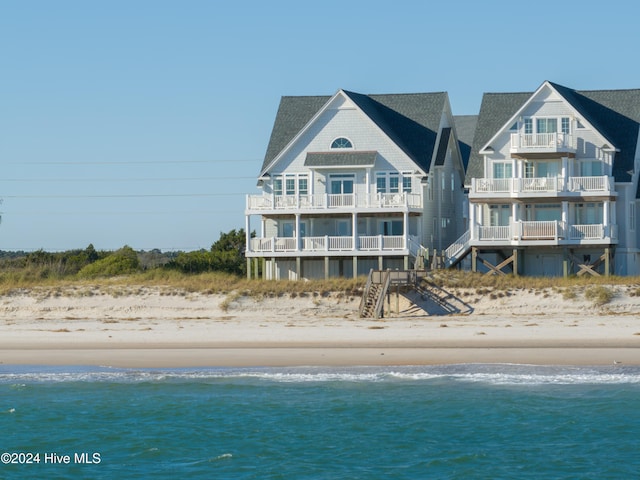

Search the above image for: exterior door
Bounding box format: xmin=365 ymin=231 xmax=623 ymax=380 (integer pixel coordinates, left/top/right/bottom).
xmin=330 ymin=175 xmax=354 ymax=194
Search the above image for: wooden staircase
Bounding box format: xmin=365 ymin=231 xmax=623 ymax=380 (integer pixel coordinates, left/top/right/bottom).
xmin=359 ymin=269 xmax=391 ymax=319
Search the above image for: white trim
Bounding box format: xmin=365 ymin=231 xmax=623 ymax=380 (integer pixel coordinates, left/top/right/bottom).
xmin=479 ymin=81 xmax=618 ymax=155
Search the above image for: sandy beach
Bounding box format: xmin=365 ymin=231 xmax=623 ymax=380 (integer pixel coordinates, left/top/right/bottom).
xmin=1 ymin=284 xmax=639 ymax=367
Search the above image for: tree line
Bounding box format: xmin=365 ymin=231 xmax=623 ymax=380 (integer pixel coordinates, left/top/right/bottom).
xmin=0 ymin=229 xmax=252 ymax=279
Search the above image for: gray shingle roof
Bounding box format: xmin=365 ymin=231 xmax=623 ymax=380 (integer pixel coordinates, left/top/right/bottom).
xmin=304 ymin=151 xmax=377 ymax=167
xmin=465 ymin=83 xmax=640 ymax=187
xmin=260 ymin=90 xmax=448 ymax=175
xmin=464 ymin=92 xmax=530 ymax=184
xmin=453 ymin=115 xmax=478 ymax=170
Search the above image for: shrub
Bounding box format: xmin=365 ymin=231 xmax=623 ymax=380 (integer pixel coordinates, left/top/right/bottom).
xmin=77 ymin=246 xmax=141 ymax=279
xmin=584 ymin=285 xmax=614 ymax=306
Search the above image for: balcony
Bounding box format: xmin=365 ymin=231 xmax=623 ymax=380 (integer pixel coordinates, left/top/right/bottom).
xmin=246 ymin=192 xmax=422 ymax=213
xmin=247 ymin=234 xmax=413 ymax=257
xmin=510 ymin=132 xmax=576 ymax=157
xmin=470 ymin=176 xmax=615 ymax=199
xmin=470 ymin=221 xmax=617 ymax=246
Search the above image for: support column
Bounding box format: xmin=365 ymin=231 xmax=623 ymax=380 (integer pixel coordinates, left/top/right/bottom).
xmin=271 ymin=257 xmax=276 ymax=281
xmin=513 ymin=248 xmax=519 ymax=277
xmin=352 ymin=212 xmax=358 ymax=251
xmin=245 ymin=215 xmax=251 ymax=255
xmin=295 ymin=213 xmax=301 ymax=251
xmin=469 ymin=203 xmax=476 ymax=240
xmin=254 ymin=257 xmax=259 ymax=279
xmin=324 ymin=256 xmax=329 ymax=280
xmin=296 ymin=257 xmax=301 ymax=281
xmin=353 ymin=256 xmax=358 ymax=278
xmin=563 ymin=247 xmax=569 ymax=278
xmin=246 ymin=257 xmax=251 ymax=279
xmin=378 ymin=256 xmax=384 ymax=270
xmin=471 ymin=247 xmax=478 ymax=273
xmin=604 ymin=247 xmax=611 ymax=277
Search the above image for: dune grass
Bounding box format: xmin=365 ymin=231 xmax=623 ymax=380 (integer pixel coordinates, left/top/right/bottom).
xmin=0 ymin=267 xmax=638 ymax=298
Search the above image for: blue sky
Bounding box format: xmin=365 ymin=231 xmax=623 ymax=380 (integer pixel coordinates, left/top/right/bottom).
xmin=1 ymin=0 xmax=639 ymax=251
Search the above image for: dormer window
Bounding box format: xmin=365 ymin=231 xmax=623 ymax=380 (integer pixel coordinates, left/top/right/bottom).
xmin=331 ymin=137 xmax=353 ymax=149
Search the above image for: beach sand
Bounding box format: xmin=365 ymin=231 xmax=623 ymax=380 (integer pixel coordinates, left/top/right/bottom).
xmin=1 ymin=284 xmax=639 ymax=367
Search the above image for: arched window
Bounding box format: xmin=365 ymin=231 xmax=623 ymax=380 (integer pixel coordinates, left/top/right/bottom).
xmin=330 ymin=137 xmax=353 ymax=149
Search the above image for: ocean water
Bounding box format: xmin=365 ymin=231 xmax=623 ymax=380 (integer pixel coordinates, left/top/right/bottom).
xmin=1 ymin=364 xmax=639 ymax=479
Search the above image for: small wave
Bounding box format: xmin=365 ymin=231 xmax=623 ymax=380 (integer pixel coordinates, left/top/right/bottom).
xmin=0 ymin=365 xmax=639 ymax=386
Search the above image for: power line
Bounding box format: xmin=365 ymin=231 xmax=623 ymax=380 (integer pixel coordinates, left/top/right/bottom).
xmin=3 ymin=193 xmax=246 ymax=199
xmin=0 ymin=176 xmax=255 ymax=182
xmin=6 ymin=159 xmax=261 ymax=165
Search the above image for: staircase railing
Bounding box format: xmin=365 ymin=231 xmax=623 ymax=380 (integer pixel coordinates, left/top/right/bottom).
xmin=373 ymin=269 xmax=392 ymax=319
xmin=358 ymin=268 xmax=375 ymax=317
xmin=443 ymin=230 xmax=471 ymax=267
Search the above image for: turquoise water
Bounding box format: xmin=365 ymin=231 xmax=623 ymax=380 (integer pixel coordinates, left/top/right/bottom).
xmin=1 ymin=364 xmax=639 ymax=479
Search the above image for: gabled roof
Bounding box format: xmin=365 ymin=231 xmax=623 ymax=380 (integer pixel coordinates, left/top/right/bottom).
xmin=465 ymin=91 xmax=531 ymax=183
xmin=453 ymin=115 xmax=478 ymax=170
xmin=465 ymin=82 xmax=640 ymax=185
xmin=304 ymin=151 xmax=377 ymax=167
xmin=260 ymin=90 xmax=448 ymax=175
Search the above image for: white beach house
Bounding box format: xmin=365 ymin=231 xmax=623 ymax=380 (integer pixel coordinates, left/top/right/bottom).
xmin=445 ymin=81 xmax=640 ymax=276
xmin=244 ymin=90 xmax=468 ymax=279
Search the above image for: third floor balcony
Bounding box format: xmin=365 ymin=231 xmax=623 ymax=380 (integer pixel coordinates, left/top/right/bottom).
xmin=246 ymin=192 xmax=422 ymax=214
xmin=470 ymin=175 xmax=615 ymax=199
xmin=510 ymin=132 xmax=576 ymax=157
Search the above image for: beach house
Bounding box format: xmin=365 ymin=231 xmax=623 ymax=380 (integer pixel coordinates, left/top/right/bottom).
xmin=445 ymin=81 xmax=640 ymax=276
xmin=244 ymin=90 xmax=468 ymax=279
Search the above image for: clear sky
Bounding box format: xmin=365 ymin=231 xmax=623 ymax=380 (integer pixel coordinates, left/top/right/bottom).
xmin=2 ymin=0 xmax=639 ymax=251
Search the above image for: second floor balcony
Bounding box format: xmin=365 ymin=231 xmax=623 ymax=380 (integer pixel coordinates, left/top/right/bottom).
xmin=246 ymin=192 xmax=422 ymax=213
xmin=470 ymin=175 xmax=615 ymax=199
xmin=470 ymin=220 xmax=618 ymax=246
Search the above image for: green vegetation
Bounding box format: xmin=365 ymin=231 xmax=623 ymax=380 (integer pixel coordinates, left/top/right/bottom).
xmin=0 ymin=232 xmax=638 ymax=300
xmin=584 ymin=285 xmax=615 ymax=306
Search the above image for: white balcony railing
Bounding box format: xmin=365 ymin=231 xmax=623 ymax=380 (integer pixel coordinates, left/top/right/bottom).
xmin=250 ymin=235 xmax=407 ymax=254
xmin=568 ymin=176 xmax=612 ymax=192
xmin=471 ymin=176 xmax=612 ymax=196
xmin=470 ymin=221 xmax=615 ymax=243
xmin=246 ymin=192 xmax=422 ymax=211
xmin=510 ymin=132 xmax=575 ymax=151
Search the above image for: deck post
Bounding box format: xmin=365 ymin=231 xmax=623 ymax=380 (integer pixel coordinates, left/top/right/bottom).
xmin=604 ymin=247 xmax=611 ymax=277
xmin=324 ymin=256 xmax=329 ymax=280
xmin=563 ymin=248 xmax=569 ymax=278
xmin=471 ymin=247 xmax=478 ymax=273
xmin=353 ymin=256 xmax=358 ymax=278
xmin=296 ymin=257 xmax=301 ymax=280
xmin=246 ymin=258 xmax=251 ymax=279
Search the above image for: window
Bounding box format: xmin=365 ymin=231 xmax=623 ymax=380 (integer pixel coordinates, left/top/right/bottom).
xmin=273 ymin=177 xmax=283 ymax=196
xmin=376 ymin=172 xmax=403 ymax=194
xmin=330 ymin=174 xmax=354 ymax=194
xmin=576 ymin=119 xmax=586 ymax=129
xmin=279 ymin=174 xmax=309 ymax=195
xmin=580 ymin=160 xmax=603 ymax=176
xmin=524 ymin=118 xmax=533 ymax=135
xmin=330 ymin=137 xmax=353 ymax=149
xmin=536 ymin=118 xmax=557 ymax=134
xmin=402 ymin=174 xmax=412 ymax=193
xmin=381 ymin=220 xmax=403 ymax=236
xmin=285 ymin=177 xmax=295 ymax=195
xmin=492 ymin=162 xmax=513 ymax=179
xmin=489 ymin=205 xmax=510 ymax=226
xmin=509 ymin=122 xmax=518 ymax=131
xmin=561 ymin=117 xmax=571 ymax=135
xmin=575 ymin=203 xmax=603 ymax=225
xmin=389 ymin=174 xmax=399 ymax=193
xmin=298 ymin=177 xmax=308 ymax=195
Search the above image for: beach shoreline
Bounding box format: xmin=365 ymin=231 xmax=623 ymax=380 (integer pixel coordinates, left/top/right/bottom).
xmin=1 ymin=285 xmax=639 ymax=367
